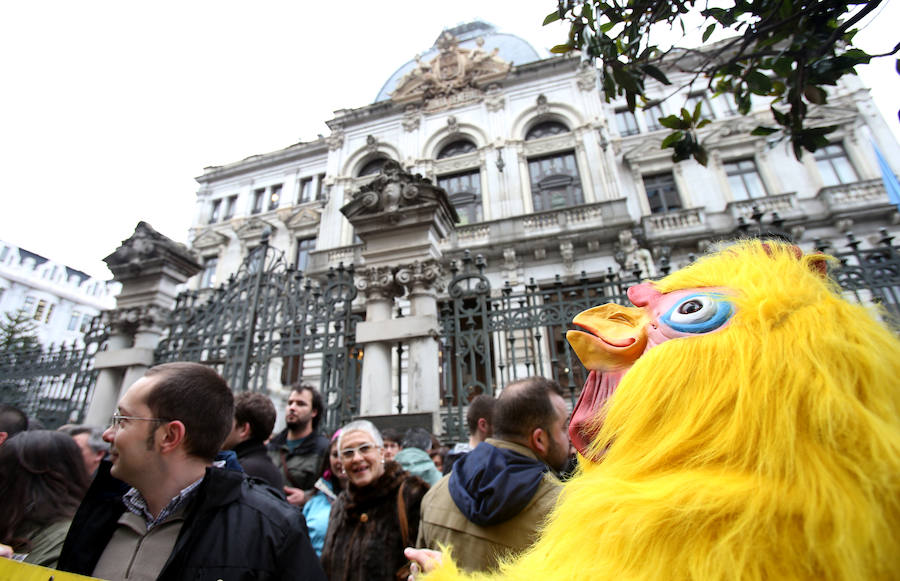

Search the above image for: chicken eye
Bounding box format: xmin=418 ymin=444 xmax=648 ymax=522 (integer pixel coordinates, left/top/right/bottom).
xmin=661 ymin=293 xmax=734 ymax=334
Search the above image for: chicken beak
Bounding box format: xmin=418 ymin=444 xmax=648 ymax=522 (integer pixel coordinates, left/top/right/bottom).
xmin=566 ymin=303 xmax=649 ymax=459
xmin=566 ymin=303 xmax=649 ymax=371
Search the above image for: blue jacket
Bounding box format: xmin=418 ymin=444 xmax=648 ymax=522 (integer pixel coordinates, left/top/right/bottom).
xmin=448 ymin=440 xmax=551 ymax=526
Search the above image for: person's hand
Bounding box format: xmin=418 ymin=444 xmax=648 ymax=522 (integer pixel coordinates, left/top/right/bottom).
xmin=403 ymin=547 xmax=442 ymax=579
xmin=284 ymin=486 xmax=306 ymax=506
xmin=0 ymin=543 xmax=14 ymax=559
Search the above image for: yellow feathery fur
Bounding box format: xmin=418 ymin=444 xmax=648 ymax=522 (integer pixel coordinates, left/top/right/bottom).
xmin=424 ymin=240 xmax=900 ymax=581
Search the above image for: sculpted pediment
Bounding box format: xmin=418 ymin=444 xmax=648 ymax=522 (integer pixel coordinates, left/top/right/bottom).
xmin=234 ymin=217 xmax=276 ymax=241
xmin=391 ymin=32 xmax=512 ymax=108
xmin=192 ymin=228 xmax=229 ymax=250
xmin=285 ymin=207 xmax=322 ymax=230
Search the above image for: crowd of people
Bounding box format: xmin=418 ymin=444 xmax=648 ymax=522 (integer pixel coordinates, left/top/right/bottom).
xmin=0 ymin=364 xmax=574 ymax=580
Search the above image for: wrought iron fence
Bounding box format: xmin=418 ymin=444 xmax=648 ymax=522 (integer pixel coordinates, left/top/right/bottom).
xmin=154 ymin=234 xmax=362 ymax=435
xmin=0 ymin=316 xmax=108 ymax=429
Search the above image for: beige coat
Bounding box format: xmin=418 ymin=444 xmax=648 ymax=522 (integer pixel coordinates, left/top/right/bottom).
xmin=415 ymin=439 xmax=562 ymax=573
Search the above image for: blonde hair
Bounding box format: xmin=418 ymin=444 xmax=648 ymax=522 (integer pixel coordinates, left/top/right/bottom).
xmin=425 ymin=240 xmax=900 ymax=581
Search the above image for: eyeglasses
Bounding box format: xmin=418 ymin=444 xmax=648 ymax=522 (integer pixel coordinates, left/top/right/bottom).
xmin=339 ymin=443 xmax=380 ymax=460
xmin=109 ymin=412 xmax=169 ymax=430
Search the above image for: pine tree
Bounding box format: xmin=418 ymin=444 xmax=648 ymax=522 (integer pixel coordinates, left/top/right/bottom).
xmin=0 ymin=309 xmax=41 ymax=353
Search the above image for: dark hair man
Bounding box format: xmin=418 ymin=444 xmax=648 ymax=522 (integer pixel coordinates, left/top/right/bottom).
xmin=267 ymin=383 xmax=329 ymax=506
xmin=0 ymin=403 xmax=27 ymax=446
xmin=222 ymin=392 xmax=283 ymax=488
xmin=58 ymin=424 xmax=109 ymax=476
xmin=381 ymin=427 xmax=403 ymax=460
xmin=416 ymin=377 xmax=569 ymax=573
xmin=56 ymin=362 xmax=325 ymax=581
xmin=443 ymin=394 xmax=495 ymax=474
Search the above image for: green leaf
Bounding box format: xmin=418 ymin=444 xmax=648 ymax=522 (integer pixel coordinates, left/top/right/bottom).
xmin=661 ymin=131 xmax=684 ymax=148
xmin=659 ymin=114 xmax=687 ymax=130
xmin=692 ymin=101 xmax=703 ymax=121
xmin=746 ymin=71 xmax=773 ymax=94
xmin=751 ymin=126 xmax=779 ymax=136
xmin=697 ymin=118 xmax=712 ymax=129
xmin=543 ymin=11 xmax=561 ymax=25
xmin=803 ymin=85 xmax=828 ymax=105
xmin=550 ymin=43 xmax=574 ymax=54
xmin=641 ymin=64 xmax=671 ymax=85
xmin=702 ymin=23 xmax=716 ymax=43
xmin=693 ymin=146 xmax=709 ymax=167
xmin=612 ymin=66 xmax=641 ymax=93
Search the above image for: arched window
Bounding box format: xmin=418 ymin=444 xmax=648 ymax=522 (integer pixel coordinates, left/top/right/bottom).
xmin=525 ymin=120 xmax=570 ymax=141
xmin=357 ymin=157 xmax=389 ymax=177
xmin=437 ymin=139 xmax=477 ymax=159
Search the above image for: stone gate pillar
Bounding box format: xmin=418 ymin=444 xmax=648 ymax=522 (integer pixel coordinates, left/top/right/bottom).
xmin=84 ymin=222 xmax=201 ymax=425
xmin=341 ymin=162 xmax=458 ymax=431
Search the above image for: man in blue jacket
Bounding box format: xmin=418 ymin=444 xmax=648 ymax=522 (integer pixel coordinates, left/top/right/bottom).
xmin=57 ymin=362 xmax=324 ymax=581
xmin=416 ymin=377 xmax=569 ymax=573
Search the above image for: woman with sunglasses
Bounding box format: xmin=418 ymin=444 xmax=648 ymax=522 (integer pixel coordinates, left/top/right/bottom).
xmin=320 ymin=420 xmax=429 ymax=581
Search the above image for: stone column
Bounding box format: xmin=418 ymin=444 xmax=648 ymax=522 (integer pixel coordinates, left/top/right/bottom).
xmin=84 ymin=222 xmax=201 ymax=425
xmin=395 ymin=261 xmax=443 ymax=428
xmin=341 ymin=162 xmax=458 ymax=430
xmin=355 ymin=266 xmax=401 ymax=416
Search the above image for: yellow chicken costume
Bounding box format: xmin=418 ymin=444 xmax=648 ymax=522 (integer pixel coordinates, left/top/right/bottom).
xmin=423 ymin=240 xmax=900 ymax=581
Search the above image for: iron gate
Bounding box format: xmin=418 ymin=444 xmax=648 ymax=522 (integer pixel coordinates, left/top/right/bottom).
xmin=0 ymin=316 xmax=108 ymax=428
xmin=154 ymin=234 xmax=361 ymax=435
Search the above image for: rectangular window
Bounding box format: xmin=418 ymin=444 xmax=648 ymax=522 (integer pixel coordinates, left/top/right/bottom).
xmin=223 ymin=195 xmax=237 ymax=220
xmin=643 ymin=172 xmax=682 ymax=213
xmin=438 ymin=170 xmax=483 ymax=225
xmin=200 ymin=257 xmax=218 ymax=288
xmin=528 ymin=151 xmax=584 ymax=212
xmin=44 ymin=304 xmax=54 ymax=324
xmin=644 ymin=103 xmax=663 ymax=131
xmin=298 ymin=177 xmax=314 ymax=204
xmin=23 ymin=296 xmax=36 ymax=315
xmin=268 ymin=184 xmax=282 ymax=211
xmin=316 ymin=173 xmax=326 ymax=200
xmin=615 ymin=108 xmax=639 ymax=136
xmin=814 ymin=144 xmax=858 ymax=187
xmin=209 ymin=199 xmax=222 ymax=224
xmin=68 ymin=311 xmax=82 ymax=331
xmin=724 ymin=158 xmax=767 ymax=200
xmin=80 ymin=315 xmax=91 ymax=333
xmin=33 ymin=299 xmax=47 ymax=321
xmin=295 ymin=237 xmax=316 ymax=272
xmin=252 ymin=189 xmax=265 ymax=214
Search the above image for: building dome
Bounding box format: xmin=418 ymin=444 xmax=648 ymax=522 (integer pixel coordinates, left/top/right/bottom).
xmin=374 ymin=21 xmax=541 ymax=102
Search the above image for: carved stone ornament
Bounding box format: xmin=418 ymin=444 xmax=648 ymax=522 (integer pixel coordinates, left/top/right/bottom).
xmin=484 ymin=83 xmax=505 ymax=112
xmin=326 ymin=125 xmax=345 ymax=151
xmin=285 ymin=207 xmax=321 ymax=230
xmin=104 ymin=221 xmax=201 ymax=280
xmin=446 ymin=115 xmax=459 ymax=135
xmin=614 ymin=229 xmax=657 ymax=278
xmin=402 ymin=105 xmax=421 ymax=132
xmin=395 ymin=260 xmax=444 ymax=293
xmin=235 ymin=217 xmax=277 ymax=241
xmin=192 ymin=228 xmax=229 ymax=250
xmin=560 ymin=241 xmax=575 ymax=271
xmin=390 ymin=32 xmax=512 ymax=110
xmin=355 ymin=265 xmax=402 ymax=300
xmin=341 ymin=160 xmax=460 ymax=224
xmin=576 ymin=61 xmax=598 ymax=92
xmin=536 ymin=94 xmax=550 ymax=116
xmin=365 ymin=135 xmax=379 ymax=153
xmin=104 ymin=304 xmax=170 ymax=336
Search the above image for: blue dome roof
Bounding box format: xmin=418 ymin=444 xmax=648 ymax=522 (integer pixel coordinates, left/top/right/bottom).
xmin=374 ymin=21 xmax=541 ymax=102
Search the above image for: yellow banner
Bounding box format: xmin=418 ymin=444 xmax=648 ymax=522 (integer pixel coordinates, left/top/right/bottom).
xmin=0 ymin=559 xmax=102 ymax=581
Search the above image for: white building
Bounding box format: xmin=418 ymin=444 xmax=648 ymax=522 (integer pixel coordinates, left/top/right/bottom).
xmin=188 ymin=21 xmax=900 ymax=290
xmin=0 ymin=240 xmax=119 ymax=347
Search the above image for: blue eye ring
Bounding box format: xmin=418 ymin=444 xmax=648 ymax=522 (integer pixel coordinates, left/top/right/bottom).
xmin=660 ymin=293 xmax=734 ymax=334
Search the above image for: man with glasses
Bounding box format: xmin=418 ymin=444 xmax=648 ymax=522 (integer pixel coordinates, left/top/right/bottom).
xmin=56 ymin=362 xmax=325 ymax=581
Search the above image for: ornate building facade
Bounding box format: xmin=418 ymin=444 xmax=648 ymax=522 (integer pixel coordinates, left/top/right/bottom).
xmin=184 ymin=21 xmax=900 ymax=430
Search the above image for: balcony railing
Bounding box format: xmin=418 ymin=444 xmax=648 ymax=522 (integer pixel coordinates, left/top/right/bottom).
xmin=642 ymin=207 xmax=708 ymax=239
xmin=818 ymin=179 xmax=888 ymax=212
xmin=727 ymin=192 xmax=802 ymax=221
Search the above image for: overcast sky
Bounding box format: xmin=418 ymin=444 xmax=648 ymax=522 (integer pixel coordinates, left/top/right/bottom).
xmin=1 ymin=0 xmax=897 ymax=279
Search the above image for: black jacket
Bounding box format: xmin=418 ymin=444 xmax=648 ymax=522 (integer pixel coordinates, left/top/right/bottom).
xmin=267 ymin=429 xmax=329 ymax=490
xmin=57 ymin=461 xmax=326 ymax=581
xmin=234 ymin=439 xmax=284 ymax=489
xmin=321 ymin=461 xmax=429 ymax=581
